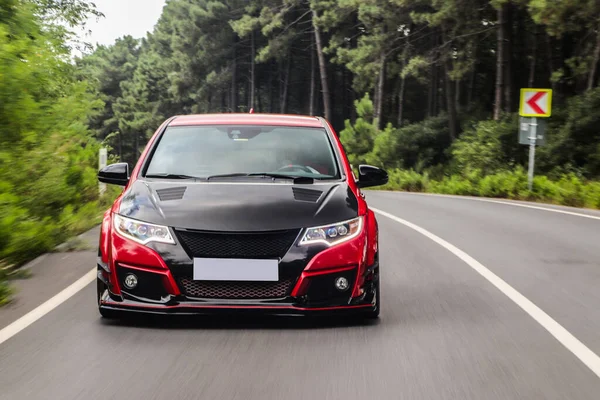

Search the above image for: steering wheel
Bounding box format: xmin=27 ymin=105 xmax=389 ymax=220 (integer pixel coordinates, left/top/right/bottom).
xmin=276 ymin=164 xmax=313 ymax=174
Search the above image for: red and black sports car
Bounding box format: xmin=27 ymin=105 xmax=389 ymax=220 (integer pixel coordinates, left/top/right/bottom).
xmin=96 ymin=113 xmax=388 ymax=319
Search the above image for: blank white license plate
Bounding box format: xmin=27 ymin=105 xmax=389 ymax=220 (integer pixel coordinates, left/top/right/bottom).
xmin=193 ymin=258 xmax=279 ymax=281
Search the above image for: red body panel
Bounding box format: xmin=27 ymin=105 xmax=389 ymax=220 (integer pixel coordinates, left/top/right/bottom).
xmin=169 ymin=113 xmax=323 ymax=128
xmin=107 ymin=230 xmax=181 ymax=296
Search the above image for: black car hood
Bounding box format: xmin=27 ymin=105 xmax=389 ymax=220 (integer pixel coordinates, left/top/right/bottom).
xmin=118 ymin=179 xmax=359 ymax=232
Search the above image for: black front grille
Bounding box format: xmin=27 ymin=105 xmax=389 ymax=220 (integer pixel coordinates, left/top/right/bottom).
xmin=174 ymin=229 xmax=300 ymax=259
xmin=180 ymin=279 xmax=293 ymax=299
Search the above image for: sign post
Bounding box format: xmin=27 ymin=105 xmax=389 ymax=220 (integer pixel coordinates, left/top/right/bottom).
xmin=518 ymin=88 xmax=552 ymax=190
xmin=99 ymin=148 xmax=107 ymax=196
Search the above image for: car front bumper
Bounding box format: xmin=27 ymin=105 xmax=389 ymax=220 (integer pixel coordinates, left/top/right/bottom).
xmin=98 ymin=299 xmax=377 ymax=317
xmin=97 ymin=262 xmax=379 ymax=318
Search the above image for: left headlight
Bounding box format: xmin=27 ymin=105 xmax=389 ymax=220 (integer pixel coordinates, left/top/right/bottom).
xmin=299 ymin=216 xmax=363 ymax=247
xmin=113 ymin=214 xmax=175 ymax=245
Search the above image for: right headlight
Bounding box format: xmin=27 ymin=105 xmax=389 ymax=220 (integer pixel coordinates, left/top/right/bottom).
xmin=113 ymin=214 xmax=175 ymax=245
xmin=299 ymin=216 xmax=363 ymax=247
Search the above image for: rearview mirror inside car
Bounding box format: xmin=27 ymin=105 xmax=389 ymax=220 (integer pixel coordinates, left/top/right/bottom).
xmin=356 ymin=165 xmax=388 ymax=188
xmin=98 ymin=162 xmax=130 ymax=186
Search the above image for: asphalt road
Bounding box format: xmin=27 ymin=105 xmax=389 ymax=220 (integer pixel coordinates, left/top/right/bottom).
xmin=1 ymin=191 xmax=600 ymax=399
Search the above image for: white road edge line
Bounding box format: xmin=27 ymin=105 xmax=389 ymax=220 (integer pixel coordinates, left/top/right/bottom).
xmin=0 ymin=268 xmax=96 ymax=346
xmin=373 ymin=191 xmax=600 ymax=221
xmin=371 ymin=207 xmax=600 ymax=379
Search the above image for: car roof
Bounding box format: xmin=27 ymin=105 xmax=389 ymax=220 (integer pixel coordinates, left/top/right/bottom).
xmin=168 ymin=113 xmax=324 ymax=128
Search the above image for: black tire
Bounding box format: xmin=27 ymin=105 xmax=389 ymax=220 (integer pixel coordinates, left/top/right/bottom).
xmin=364 ymin=271 xmax=380 ymax=319
xmin=97 ymin=276 xmax=119 ymax=319
xmin=99 ymin=306 xmax=120 ymax=319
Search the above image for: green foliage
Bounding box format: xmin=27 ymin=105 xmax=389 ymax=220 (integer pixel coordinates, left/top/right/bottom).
xmin=340 ymin=94 xmax=451 ymax=172
xmin=377 ymin=168 xmax=600 ymax=210
xmin=339 ymin=94 xmax=379 ymax=166
xmin=536 ymin=87 xmax=600 ymax=179
xmin=452 ymin=116 xmax=523 ymax=175
xmin=377 ymin=115 xmax=451 ymax=172
xmin=0 ymin=0 xmax=113 ymax=303
xmin=382 ymin=169 xmax=429 ymax=192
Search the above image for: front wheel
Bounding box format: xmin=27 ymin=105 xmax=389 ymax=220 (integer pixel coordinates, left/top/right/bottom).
xmin=97 ymin=276 xmax=119 ymax=319
xmin=364 ymin=271 xmax=380 ymax=319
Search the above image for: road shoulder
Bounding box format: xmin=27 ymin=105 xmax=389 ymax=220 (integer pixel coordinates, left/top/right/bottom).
xmin=0 ymin=226 xmax=100 ymax=330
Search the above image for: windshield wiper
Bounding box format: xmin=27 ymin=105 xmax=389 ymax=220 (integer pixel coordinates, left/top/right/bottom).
xmin=205 ymin=173 xmax=253 ymax=180
xmin=145 ymin=173 xmax=200 ymax=180
xmin=206 ymin=172 xmax=314 ymax=183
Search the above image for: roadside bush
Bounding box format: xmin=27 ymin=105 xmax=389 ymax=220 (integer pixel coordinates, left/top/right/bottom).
xmin=374 ymin=168 xmax=600 ymax=210
xmin=383 ymin=169 xmax=429 ymax=192
xmin=536 ymin=87 xmax=600 ymax=178
xmin=0 ymin=280 xmax=11 ymax=306
xmin=451 ymin=116 xmax=524 ymax=176
xmin=370 ymin=114 xmax=451 ymax=172
xmin=478 ymin=168 xmax=528 ymax=198
xmin=429 ymin=175 xmax=479 ymax=196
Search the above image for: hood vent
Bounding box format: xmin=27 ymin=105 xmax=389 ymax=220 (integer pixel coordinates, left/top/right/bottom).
xmin=292 ymin=187 xmax=323 ymax=203
xmin=156 ymin=186 xmax=187 ymax=201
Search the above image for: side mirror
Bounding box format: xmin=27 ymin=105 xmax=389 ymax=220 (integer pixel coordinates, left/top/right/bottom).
xmin=356 ymin=165 xmax=388 ymax=188
xmin=98 ymin=162 xmax=130 ymax=186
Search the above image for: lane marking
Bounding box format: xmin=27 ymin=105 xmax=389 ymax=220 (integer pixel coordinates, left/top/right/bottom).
xmin=372 ymin=207 xmax=600 ymax=379
xmin=0 ymin=268 xmax=96 ymax=346
xmin=372 ymin=191 xmax=600 ymax=221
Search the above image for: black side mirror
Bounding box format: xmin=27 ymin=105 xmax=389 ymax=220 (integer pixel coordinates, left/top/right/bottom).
xmin=356 ymin=165 xmax=388 ymax=188
xmin=98 ymin=163 xmax=130 ymax=186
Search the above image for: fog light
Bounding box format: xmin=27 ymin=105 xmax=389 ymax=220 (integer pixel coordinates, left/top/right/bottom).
xmin=124 ymin=273 xmax=138 ymax=289
xmin=334 ymin=277 xmax=349 ymax=291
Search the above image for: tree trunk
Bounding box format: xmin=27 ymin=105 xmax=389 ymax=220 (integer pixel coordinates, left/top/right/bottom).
xmin=427 ymin=65 xmax=434 ymax=117
xmin=398 ymin=74 xmax=406 ymax=126
xmin=398 ymin=24 xmax=412 ymax=125
xmin=281 ymin=55 xmax=291 ymax=113
xmin=250 ymin=30 xmax=256 ymax=109
xmin=268 ymin=64 xmax=274 ymax=113
xmin=350 ymin=74 xmax=356 ymax=121
xmin=231 ymin=44 xmax=237 ymax=112
xmin=546 ymin=34 xmax=557 ymax=93
xmin=494 ymin=4 xmax=505 ymax=120
xmin=466 ymin=41 xmax=478 ymax=107
xmin=374 ymin=52 xmax=386 ymax=129
xmin=343 ymin=69 xmax=354 ymax=122
xmin=455 ymin=78 xmax=461 ymax=113
xmin=437 ymin=71 xmax=444 ymax=114
xmin=257 ymin=85 xmax=262 ymax=112
xmin=309 ymin=34 xmax=315 ymax=115
xmin=504 ymin=1 xmax=513 ymax=113
xmin=444 ymin=54 xmax=457 ymax=141
xmin=468 ymin=67 xmax=476 ymax=106
xmin=427 ymin=32 xmax=437 ymax=117
xmin=134 ymin=131 xmax=139 ymax=161
xmin=587 ymin=24 xmax=600 ymax=91
xmin=312 ymin=9 xmax=331 ymax=120
xmin=528 ymin=25 xmax=537 ymax=88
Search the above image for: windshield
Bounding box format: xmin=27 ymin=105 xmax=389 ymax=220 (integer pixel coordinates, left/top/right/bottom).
xmin=144 ymin=125 xmax=340 ymax=180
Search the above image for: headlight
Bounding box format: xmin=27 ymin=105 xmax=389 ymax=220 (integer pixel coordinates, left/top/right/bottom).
xmin=113 ymin=214 xmax=175 ymax=245
xmin=299 ymin=217 xmax=363 ymax=247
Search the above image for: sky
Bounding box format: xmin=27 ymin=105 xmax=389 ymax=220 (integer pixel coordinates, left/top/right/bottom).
xmin=74 ymin=0 xmax=166 ymax=52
